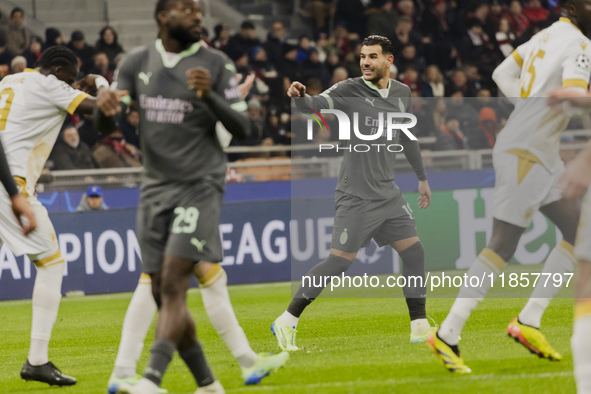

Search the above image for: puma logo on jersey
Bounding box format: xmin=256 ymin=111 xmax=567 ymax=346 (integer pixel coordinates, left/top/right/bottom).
xmin=191 ymin=237 xmax=207 ymax=252
xmin=138 ymin=72 xmax=152 ymax=85
xmin=365 ymin=98 xmax=376 ymax=107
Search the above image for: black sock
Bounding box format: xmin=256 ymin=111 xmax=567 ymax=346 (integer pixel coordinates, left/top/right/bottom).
xmin=144 ymin=339 xmax=176 ymax=386
xmin=179 ymin=342 xmax=215 ymax=387
xmin=399 ymin=242 xmax=427 ymax=321
xmin=287 ymin=254 xmax=353 ymax=317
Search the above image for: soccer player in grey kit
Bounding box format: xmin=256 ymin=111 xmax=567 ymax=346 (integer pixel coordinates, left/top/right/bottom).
xmin=108 ymin=1 xmax=288 ymax=393
xmin=271 ymin=35 xmax=435 ymax=350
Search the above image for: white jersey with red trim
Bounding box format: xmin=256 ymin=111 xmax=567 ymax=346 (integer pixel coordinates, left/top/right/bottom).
xmin=0 ymin=68 xmax=88 ymax=196
xmin=494 ymin=17 xmax=591 ymax=170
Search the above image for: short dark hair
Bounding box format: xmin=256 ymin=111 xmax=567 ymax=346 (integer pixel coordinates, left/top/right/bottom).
xmin=62 ymin=123 xmax=76 ymax=131
xmin=11 ymin=7 xmax=24 ymax=18
xmin=37 ymin=46 xmax=78 ymax=69
xmin=241 ymin=21 xmax=256 ymax=30
xmin=361 ymin=35 xmax=394 ymax=55
xmin=154 ymin=0 xmax=176 ymax=23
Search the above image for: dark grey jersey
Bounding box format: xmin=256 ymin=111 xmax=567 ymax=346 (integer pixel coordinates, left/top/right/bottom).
xmin=303 ymin=77 xmax=426 ymax=200
xmin=114 ymin=40 xmax=246 ymax=197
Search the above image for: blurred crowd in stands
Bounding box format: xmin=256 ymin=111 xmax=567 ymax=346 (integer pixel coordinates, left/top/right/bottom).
xmin=0 ymin=1 xmax=582 ymax=174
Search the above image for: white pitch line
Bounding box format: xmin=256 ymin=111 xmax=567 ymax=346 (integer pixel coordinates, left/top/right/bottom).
xmin=0 ymin=281 xmax=292 ymax=306
xmin=224 ymin=371 xmax=573 ymax=392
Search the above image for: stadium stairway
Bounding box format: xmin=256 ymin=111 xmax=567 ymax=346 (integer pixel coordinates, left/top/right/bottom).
xmin=7 ymin=0 xmax=276 ymax=53
xmin=3 ymin=0 xmax=314 ymax=57
xmin=225 ymin=0 xmax=309 ymax=40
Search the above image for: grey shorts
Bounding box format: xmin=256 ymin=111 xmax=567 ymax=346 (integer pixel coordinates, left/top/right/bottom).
xmin=331 ymin=191 xmax=418 ymax=253
xmin=137 ymin=181 xmax=224 ymax=274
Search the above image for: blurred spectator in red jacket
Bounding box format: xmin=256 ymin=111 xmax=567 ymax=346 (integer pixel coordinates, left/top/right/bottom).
xmin=329 ymin=24 xmax=354 ymax=60
xmin=475 ymin=107 xmax=498 ymax=149
xmin=22 ymin=36 xmax=43 ymax=68
xmin=523 ymin=0 xmax=550 ymax=23
xmin=93 ymin=130 xmax=142 ymax=168
xmin=503 ymin=0 xmax=531 ymax=37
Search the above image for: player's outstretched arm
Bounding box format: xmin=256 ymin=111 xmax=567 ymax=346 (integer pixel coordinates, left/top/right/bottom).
xmin=91 ymin=87 xmax=130 ymax=135
xmin=287 ymin=81 xmax=306 ymax=98
xmin=287 ymin=81 xmax=327 ymax=112
xmin=67 ymin=75 xmax=128 ymax=134
xmin=73 ymin=75 xmax=128 ymax=115
xmin=0 ymin=139 xmax=36 ymax=234
xmin=548 ymin=88 xmax=591 ymax=109
xmin=187 ymin=67 xmax=251 ymax=139
xmin=418 ymin=180 xmax=431 ymax=209
xmin=399 ymin=131 xmax=430 ymax=208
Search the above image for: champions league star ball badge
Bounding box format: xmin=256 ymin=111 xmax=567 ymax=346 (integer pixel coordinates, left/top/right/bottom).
xmin=576 ymin=54 xmax=590 ymax=69
xmin=356 ymin=242 xmax=384 ymax=265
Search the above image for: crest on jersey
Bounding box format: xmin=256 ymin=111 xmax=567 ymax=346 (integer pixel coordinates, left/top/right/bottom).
xmin=340 ymin=228 xmax=348 ymax=245
xmin=576 ymin=54 xmax=590 ymax=69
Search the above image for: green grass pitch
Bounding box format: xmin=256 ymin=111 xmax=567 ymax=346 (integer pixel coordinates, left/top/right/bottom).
xmin=0 ymin=280 xmax=575 ymax=393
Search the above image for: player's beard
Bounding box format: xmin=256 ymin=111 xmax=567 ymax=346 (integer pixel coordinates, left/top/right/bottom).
xmin=169 ymin=25 xmax=202 ymax=47
xmin=368 ymin=66 xmax=387 ymax=84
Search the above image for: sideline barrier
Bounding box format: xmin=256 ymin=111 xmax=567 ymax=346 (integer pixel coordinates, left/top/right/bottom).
xmin=0 ymin=187 xmax=560 ymax=301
